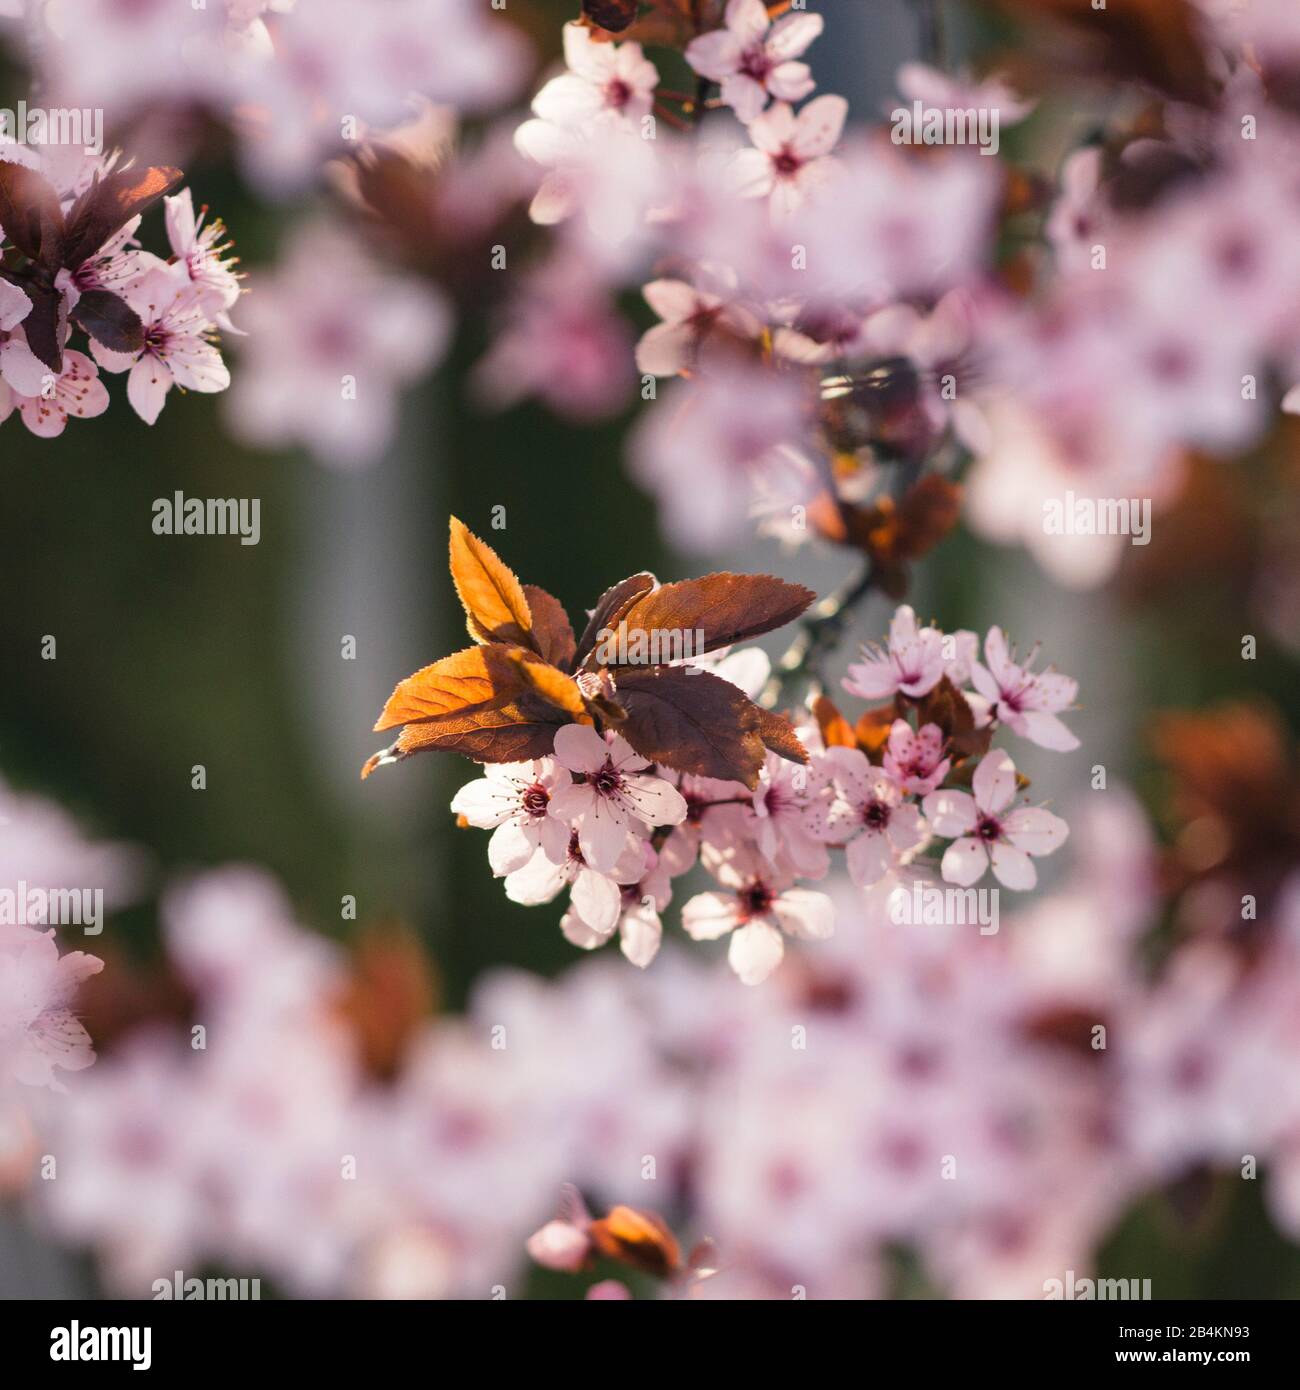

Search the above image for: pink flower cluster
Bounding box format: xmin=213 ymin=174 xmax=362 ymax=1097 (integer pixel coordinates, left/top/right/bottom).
xmin=448 ymin=609 xmax=1075 ymax=986
xmin=27 ymin=798 xmax=1300 ymax=1300
xmin=0 ymin=150 xmax=240 ymax=435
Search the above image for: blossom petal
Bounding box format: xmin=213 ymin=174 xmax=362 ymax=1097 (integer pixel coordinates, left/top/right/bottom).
xmin=728 ymin=920 xmax=785 ymax=984
xmin=940 ymin=835 xmax=989 ymax=887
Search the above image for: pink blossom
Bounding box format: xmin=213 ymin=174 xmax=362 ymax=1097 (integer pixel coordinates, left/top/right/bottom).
xmin=883 ymin=720 xmax=951 ymax=796
xmin=923 ymin=750 xmax=1068 ymax=890
xmin=561 ymin=841 xmax=670 ymax=969
xmin=970 ymin=627 xmax=1079 ymax=751
xmin=635 ymin=275 xmax=762 ymax=378
xmin=843 ymin=605 xmax=946 ymax=702
xmin=505 ymin=831 xmax=647 ymax=937
xmin=815 ymin=751 xmax=925 ymax=889
xmin=532 ymin=23 xmax=658 ymax=131
xmin=549 ymin=726 xmax=687 ymax=873
xmin=0 ymin=279 xmax=32 ymax=331
xmin=629 ymin=365 xmax=813 ymax=549
xmin=450 ymin=759 xmax=571 ymax=876
xmin=526 ymin=1187 xmax=593 ymax=1272
xmin=750 ymin=744 xmax=830 ymax=880
xmin=0 ymin=926 xmax=103 ymax=1092
xmin=164 ymin=189 xmax=242 ymax=329
xmin=893 ymin=62 xmax=1036 ymax=127
xmin=586 ymin=1278 xmax=633 ymax=1299
xmin=728 ymin=95 xmax=847 ymax=217
xmin=226 ymin=223 xmax=449 ymax=466
xmin=91 ymin=269 xmax=229 ymax=425
xmin=685 ymin=0 xmax=822 ymax=125
xmin=682 ymin=847 xmax=833 ymax=985
xmin=0 ymin=343 xmax=111 ymax=438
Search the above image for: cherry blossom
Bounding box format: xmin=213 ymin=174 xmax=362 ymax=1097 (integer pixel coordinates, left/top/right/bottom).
xmin=561 ymin=844 xmax=669 ymax=969
xmin=505 ymin=831 xmax=647 ymax=938
xmin=0 ymin=926 xmax=103 ymax=1092
xmin=923 ymin=750 xmax=1068 ymax=890
xmin=164 ymin=189 xmax=242 ymax=329
xmin=0 ymin=346 xmax=111 ymax=438
xmin=843 ymin=604 xmax=946 ymax=701
xmin=549 ymin=726 xmax=687 ymax=873
xmin=450 ymin=759 xmax=571 ymax=877
xmin=634 ymin=275 xmax=762 ymax=378
xmin=682 ymin=847 xmax=834 ymax=985
xmin=90 ymin=269 xmax=229 ymax=425
xmin=225 ymin=222 xmax=450 ymax=466
xmin=685 ymin=0 xmax=823 ymax=125
xmin=629 ymin=364 xmax=813 ymax=549
xmin=882 ymin=719 xmax=951 ymax=796
xmin=0 ymin=278 xmax=32 ymax=331
xmin=816 ymin=752 xmax=926 ymax=889
xmin=728 ymin=95 xmax=848 ymax=217
xmin=750 ymin=744 xmax=830 ymax=880
xmin=531 ymin=22 xmax=658 ymax=132
xmin=970 ymin=627 xmax=1080 ymax=751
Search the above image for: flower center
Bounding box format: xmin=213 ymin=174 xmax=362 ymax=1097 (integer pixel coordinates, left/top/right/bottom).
xmin=739 ymin=881 xmax=774 ymax=919
xmin=605 ymin=78 xmax=632 ymax=109
xmin=977 ymin=815 xmax=1002 ymax=842
xmin=592 ymin=761 xmax=623 ymax=796
xmin=522 ymin=785 xmax=550 ymax=817
xmin=740 ymin=46 xmax=773 ymax=81
xmin=773 ymin=146 xmax=802 ymax=177
xmin=863 ymin=800 xmax=890 ymax=830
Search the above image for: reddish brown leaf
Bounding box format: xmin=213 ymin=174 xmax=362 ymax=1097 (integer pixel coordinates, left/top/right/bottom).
xmin=61 ymin=165 xmax=184 ymax=268
xmin=362 ymin=696 xmax=567 ymax=777
xmin=580 ymin=0 xmax=640 ymax=33
xmin=522 ymin=584 xmax=576 ymax=671
xmin=17 ymin=281 xmax=67 ymax=373
xmin=69 ymin=288 xmax=144 ymax=353
xmin=448 ymin=516 xmax=534 ymax=648
xmin=612 ymin=573 xmax=815 ymax=663
xmin=372 ymin=644 xmax=527 ymax=733
xmin=985 ymin=0 xmax=1213 ymax=105
xmin=333 ymin=922 xmax=437 ymax=1081
xmin=0 ymin=161 xmax=65 ymax=266
xmin=611 ymin=665 xmax=768 ymax=787
xmin=574 ymin=571 xmax=656 ymax=665
xmin=913 ymin=678 xmax=990 ymax=759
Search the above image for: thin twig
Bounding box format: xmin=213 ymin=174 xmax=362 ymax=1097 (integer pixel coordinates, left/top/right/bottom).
xmin=762 ymin=564 xmax=876 ymax=708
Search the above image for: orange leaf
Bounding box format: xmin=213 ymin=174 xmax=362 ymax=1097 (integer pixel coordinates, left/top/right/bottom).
xmin=448 ymin=516 xmax=534 ymax=648
xmin=362 ymin=696 xmax=567 ymax=777
xmin=372 ymin=645 xmax=527 ymax=733
xmin=508 ymin=649 xmax=591 ymax=723
xmin=588 ymin=1205 xmax=681 ymax=1278
xmin=813 ymin=695 xmax=857 ymax=749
